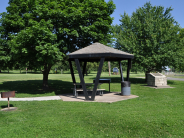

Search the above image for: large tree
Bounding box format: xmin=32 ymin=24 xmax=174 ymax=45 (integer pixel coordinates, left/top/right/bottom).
xmin=0 ymin=0 xmax=115 ymax=89
xmin=113 ymin=2 xmax=182 ymax=82
xmin=0 ymin=12 xmax=11 ymax=73
xmin=176 ymin=28 xmax=184 ymax=71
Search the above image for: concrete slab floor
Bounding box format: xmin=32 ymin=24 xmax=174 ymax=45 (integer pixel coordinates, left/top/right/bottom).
xmin=59 ymin=92 xmax=139 ymax=103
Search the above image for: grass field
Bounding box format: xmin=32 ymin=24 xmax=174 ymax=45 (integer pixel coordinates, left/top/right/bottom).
xmin=0 ymin=71 xmax=145 ymax=98
xmin=0 ymin=72 xmax=184 ymax=137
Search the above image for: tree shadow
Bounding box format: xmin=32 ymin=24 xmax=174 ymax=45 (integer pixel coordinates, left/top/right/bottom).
xmin=167 ymin=80 xmax=176 ymax=85
xmin=0 ymin=80 xmax=74 ymax=96
xmin=1 ymin=104 xmax=14 ymax=108
xmin=90 ymin=76 xmax=146 ymax=84
xmin=0 ymin=71 xmax=42 ymax=74
xmin=89 ymin=76 xmax=176 ymax=85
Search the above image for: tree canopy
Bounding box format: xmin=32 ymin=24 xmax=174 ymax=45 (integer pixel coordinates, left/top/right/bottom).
xmin=0 ymin=0 xmax=115 ymax=88
xmin=0 ymin=12 xmax=11 ymax=72
xmin=113 ymin=2 xmax=182 ymax=81
xmin=176 ymin=28 xmax=184 ymax=71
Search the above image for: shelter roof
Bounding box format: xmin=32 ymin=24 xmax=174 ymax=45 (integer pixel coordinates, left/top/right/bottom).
xmin=68 ymin=42 xmax=134 ymax=61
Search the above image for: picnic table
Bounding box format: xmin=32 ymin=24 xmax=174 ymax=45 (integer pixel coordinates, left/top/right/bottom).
xmin=72 ymin=83 xmax=104 ymax=97
xmin=93 ymin=79 xmax=111 ymax=92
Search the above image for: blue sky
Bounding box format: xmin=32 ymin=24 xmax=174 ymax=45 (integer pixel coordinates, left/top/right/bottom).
xmin=105 ymin=0 xmax=184 ymax=28
xmin=0 ymin=0 xmax=183 ymax=28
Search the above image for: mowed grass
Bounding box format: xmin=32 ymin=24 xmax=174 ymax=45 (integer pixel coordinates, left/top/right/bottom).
xmin=0 ymin=71 xmax=145 ymax=98
xmin=0 ymin=72 xmax=184 ymax=137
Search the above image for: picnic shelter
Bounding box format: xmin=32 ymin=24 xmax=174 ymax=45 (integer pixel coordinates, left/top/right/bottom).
xmin=68 ymin=42 xmax=134 ymax=101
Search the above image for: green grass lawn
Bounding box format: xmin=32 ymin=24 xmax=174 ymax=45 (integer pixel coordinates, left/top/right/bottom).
xmin=0 ymin=71 xmax=145 ymax=98
xmin=0 ymin=72 xmax=184 ymax=137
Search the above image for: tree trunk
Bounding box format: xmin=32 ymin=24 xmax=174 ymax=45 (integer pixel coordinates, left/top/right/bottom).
xmin=0 ymin=70 xmax=1 ymax=73
xmin=42 ymin=64 xmax=52 ymax=90
xmin=145 ymin=71 xmax=150 ymax=83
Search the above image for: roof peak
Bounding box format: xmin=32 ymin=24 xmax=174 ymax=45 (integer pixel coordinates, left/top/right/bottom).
xmin=68 ymin=42 xmax=134 ymax=59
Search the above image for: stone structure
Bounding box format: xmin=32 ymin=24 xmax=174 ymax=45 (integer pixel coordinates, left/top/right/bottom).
xmin=147 ymin=73 xmax=167 ymax=87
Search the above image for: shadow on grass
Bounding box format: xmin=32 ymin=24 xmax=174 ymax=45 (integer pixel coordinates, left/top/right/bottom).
xmin=167 ymin=80 xmax=177 ymax=85
xmin=89 ymin=76 xmax=176 ymax=85
xmin=0 ymin=80 xmax=74 ymax=95
xmin=90 ymin=76 xmax=146 ymax=84
xmin=1 ymin=104 xmax=14 ymax=108
xmin=0 ymin=72 xmax=42 ymax=74
xmin=0 ymin=72 xmax=73 ymax=74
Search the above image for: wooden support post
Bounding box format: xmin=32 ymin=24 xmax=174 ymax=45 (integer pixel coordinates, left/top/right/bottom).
xmin=108 ymin=61 xmax=111 ymax=76
xmin=75 ymin=59 xmax=89 ymax=100
xmin=126 ymin=59 xmax=131 ymax=81
xmin=119 ymin=60 xmax=124 ymax=82
xmin=69 ymin=60 xmax=76 ymax=83
xmin=8 ymin=97 xmax=9 ymax=108
xmin=91 ymin=58 xmax=105 ymax=101
xmin=109 ymin=81 xmax=110 ymax=93
xmin=82 ymin=61 xmax=87 ymax=78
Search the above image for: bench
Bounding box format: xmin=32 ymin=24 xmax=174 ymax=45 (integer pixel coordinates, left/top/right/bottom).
xmin=71 ymin=88 xmax=105 ymax=98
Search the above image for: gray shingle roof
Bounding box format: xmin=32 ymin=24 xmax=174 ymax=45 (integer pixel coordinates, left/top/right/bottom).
xmin=68 ymin=42 xmax=134 ymax=60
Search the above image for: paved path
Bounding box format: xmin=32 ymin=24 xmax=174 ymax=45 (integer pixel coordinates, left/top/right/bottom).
xmin=167 ymin=77 xmax=184 ymax=81
xmin=0 ymin=93 xmax=139 ymax=103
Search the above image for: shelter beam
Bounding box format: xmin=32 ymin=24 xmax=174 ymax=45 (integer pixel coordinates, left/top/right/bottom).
xmin=69 ymin=60 xmax=76 ymax=83
xmin=75 ymin=59 xmax=89 ymax=100
xmin=82 ymin=61 xmax=87 ymax=78
xmin=126 ymin=59 xmax=131 ymax=81
xmin=119 ymin=61 xmax=124 ymax=82
xmin=91 ymin=58 xmax=105 ymax=101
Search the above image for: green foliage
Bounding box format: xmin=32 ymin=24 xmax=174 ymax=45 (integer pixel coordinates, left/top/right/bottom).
xmin=113 ymin=2 xmax=182 ymax=73
xmin=0 ymin=12 xmax=11 ymax=71
xmin=0 ymin=0 xmax=115 ymax=86
xmin=176 ymin=28 xmax=184 ymax=71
